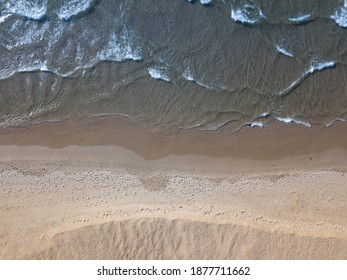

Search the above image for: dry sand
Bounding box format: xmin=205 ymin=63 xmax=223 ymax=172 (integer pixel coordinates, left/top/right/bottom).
xmin=0 ymin=116 xmax=347 ymax=259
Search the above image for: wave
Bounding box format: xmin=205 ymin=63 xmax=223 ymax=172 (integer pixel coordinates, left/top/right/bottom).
xmin=275 ymin=117 xmax=311 ymax=128
xmin=98 ymin=30 xmax=142 ymax=62
xmin=0 ymin=59 xmax=95 ymax=81
xmin=0 ymin=52 xmax=141 ymax=81
xmin=182 ymin=68 xmax=195 ymax=82
xmin=249 ymin=122 xmax=265 ymax=127
xmin=288 ymin=14 xmax=311 ymax=23
xmin=239 ymin=113 xmax=270 ymax=129
xmin=231 ymin=2 xmax=266 ymax=24
xmin=331 ymin=0 xmax=347 ymax=28
xmin=182 ymin=68 xmax=230 ymax=91
xmin=259 ymin=112 xmax=270 ymax=118
xmin=1 ymin=19 xmax=50 ymax=51
xmin=228 ymin=0 xmax=347 ymax=28
xmin=276 ymin=45 xmax=294 ymax=58
xmin=56 ymin=0 xmax=95 ymax=20
xmin=279 ymin=60 xmax=336 ymax=96
xmin=307 ymin=60 xmax=336 ymax=74
xmin=325 ymin=118 xmax=346 ymax=127
xmin=182 ymin=68 xmax=213 ymax=89
xmin=3 ymin=0 xmax=47 ymax=20
xmin=148 ymin=67 xmax=170 ymax=82
xmin=0 ymin=23 xmax=142 ymax=80
xmin=186 ymin=0 xmax=212 ymax=4
xmin=0 ymin=14 xmax=11 ymax=24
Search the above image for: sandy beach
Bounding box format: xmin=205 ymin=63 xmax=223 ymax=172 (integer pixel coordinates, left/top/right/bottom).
xmin=0 ymin=116 xmax=347 ymax=259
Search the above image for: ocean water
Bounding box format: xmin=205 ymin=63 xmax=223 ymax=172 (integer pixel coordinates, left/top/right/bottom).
xmin=1 ymin=0 xmax=347 ymax=130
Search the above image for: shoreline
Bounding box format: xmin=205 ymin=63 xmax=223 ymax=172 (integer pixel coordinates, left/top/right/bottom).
xmin=1 ymin=116 xmax=347 ymax=259
xmin=1 ymin=115 xmax=347 ymax=161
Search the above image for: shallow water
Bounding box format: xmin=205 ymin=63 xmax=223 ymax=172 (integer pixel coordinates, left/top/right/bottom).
xmin=1 ymin=0 xmax=347 ymax=130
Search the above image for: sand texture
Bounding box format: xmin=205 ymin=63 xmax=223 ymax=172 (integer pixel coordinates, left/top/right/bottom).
xmin=0 ymin=117 xmax=347 ymax=259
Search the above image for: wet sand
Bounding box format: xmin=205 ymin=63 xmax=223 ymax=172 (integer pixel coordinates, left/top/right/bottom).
xmin=0 ymin=116 xmax=347 ymax=259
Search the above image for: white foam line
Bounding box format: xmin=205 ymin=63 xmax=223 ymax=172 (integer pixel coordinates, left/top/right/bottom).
xmin=0 ymin=51 xmax=141 ymax=81
xmin=196 ymin=80 xmax=214 ymax=90
xmin=56 ymin=0 xmax=94 ymax=20
xmin=278 ymin=60 xmax=336 ymax=96
xmin=259 ymin=112 xmax=270 ymax=118
xmin=182 ymin=68 xmax=194 ymax=81
xmin=278 ymin=78 xmax=301 ymax=96
xmin=331 ymin=0 xmax=347 ymax=28
xmin=250 ymin=122 xmax=265 ymax=127
xmin=0 ymin=14 xmax=11 ymax=23
xmin=307 ymin=61 xmax=336 ymax=74
xmin=276 ymin=117 xmax=311 ymax=128
xmin=276 ymin=45 xmax=294 ymax=58
xmin=288 ymin=14 xmax=311 ymax=22
xmin=182 ymin=69 xmax=217 ymax=90
xmin=325 ymin=118 xmax=346 ymax=127
xmin=5 ymin=0 xmax=48 ymax=20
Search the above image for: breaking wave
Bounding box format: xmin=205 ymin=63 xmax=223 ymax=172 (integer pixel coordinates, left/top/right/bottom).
xmin=231 ymin=1 xmax=266 ymax=24
xmin=0 ymin=17 xmax=141 ymax=80
xmin=331 ymin=0 xmax=347 ymax=28
xmin=278 ymin=60 xmax=336 ymax=96
xmin=148 ymin=67 xmax=170 ymax=82
xmin=3 ymin=0 xmax=47 ymax=20
xmin=288 ymin=14 xmax=311 ymax=23
xmin=56 ymin=0 xmax=95 ymax=20
xmin=276 ymin=45 xmax=294 ymax=58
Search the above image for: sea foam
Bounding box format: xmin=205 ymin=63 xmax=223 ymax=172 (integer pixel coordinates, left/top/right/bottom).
xmin=182 ymin=68 xmax=194 ymax=81
xmin=182 ymin=69 xmax=219 ymax=90
xmin=276 ymin=45 xmax=294 ymax=58
xmin=148 ymin=67 xmax=170 ymax=82
xmin=331 ymin=0 xmax=347 ymax=28
xmin=259 ymin=112 xmax=270 ymax=118
xmin=0 ymin=14 xmax=11 ymax=24
xmin=1 ymin=19 xmax=50 ymax=51
xmin=276 ymin=117 xmax=311 ymax=128
xmin=56 ymin=0 xmax=94 ymax=20
xmin=307 ymin=60 xmax=336 ymax=74
xmin=186 ymin=0 xmax=212 ymax=5
xmin=0 ymin=21 xmax=142 ymax=81
xmin=325 ymin=118 xmax=346 ymax=127
xmin=278 ymin=60 xmax=336 ymax=96
xmin=231 ymin=3 xmax=266 ymax=24
xmin=288 ymin=14 xmax=311 ymax=23
xmin=98 ymin=30 xmax=142 ymax=62
xmin=4 ymin=0 xmax=47 ymax=20
xmin=250 ymin=122 xmax=265 ymax=127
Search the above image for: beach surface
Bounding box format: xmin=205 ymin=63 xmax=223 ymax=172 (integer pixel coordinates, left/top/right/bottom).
xmin=0 ymin=117 xmax=347 ymax=259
